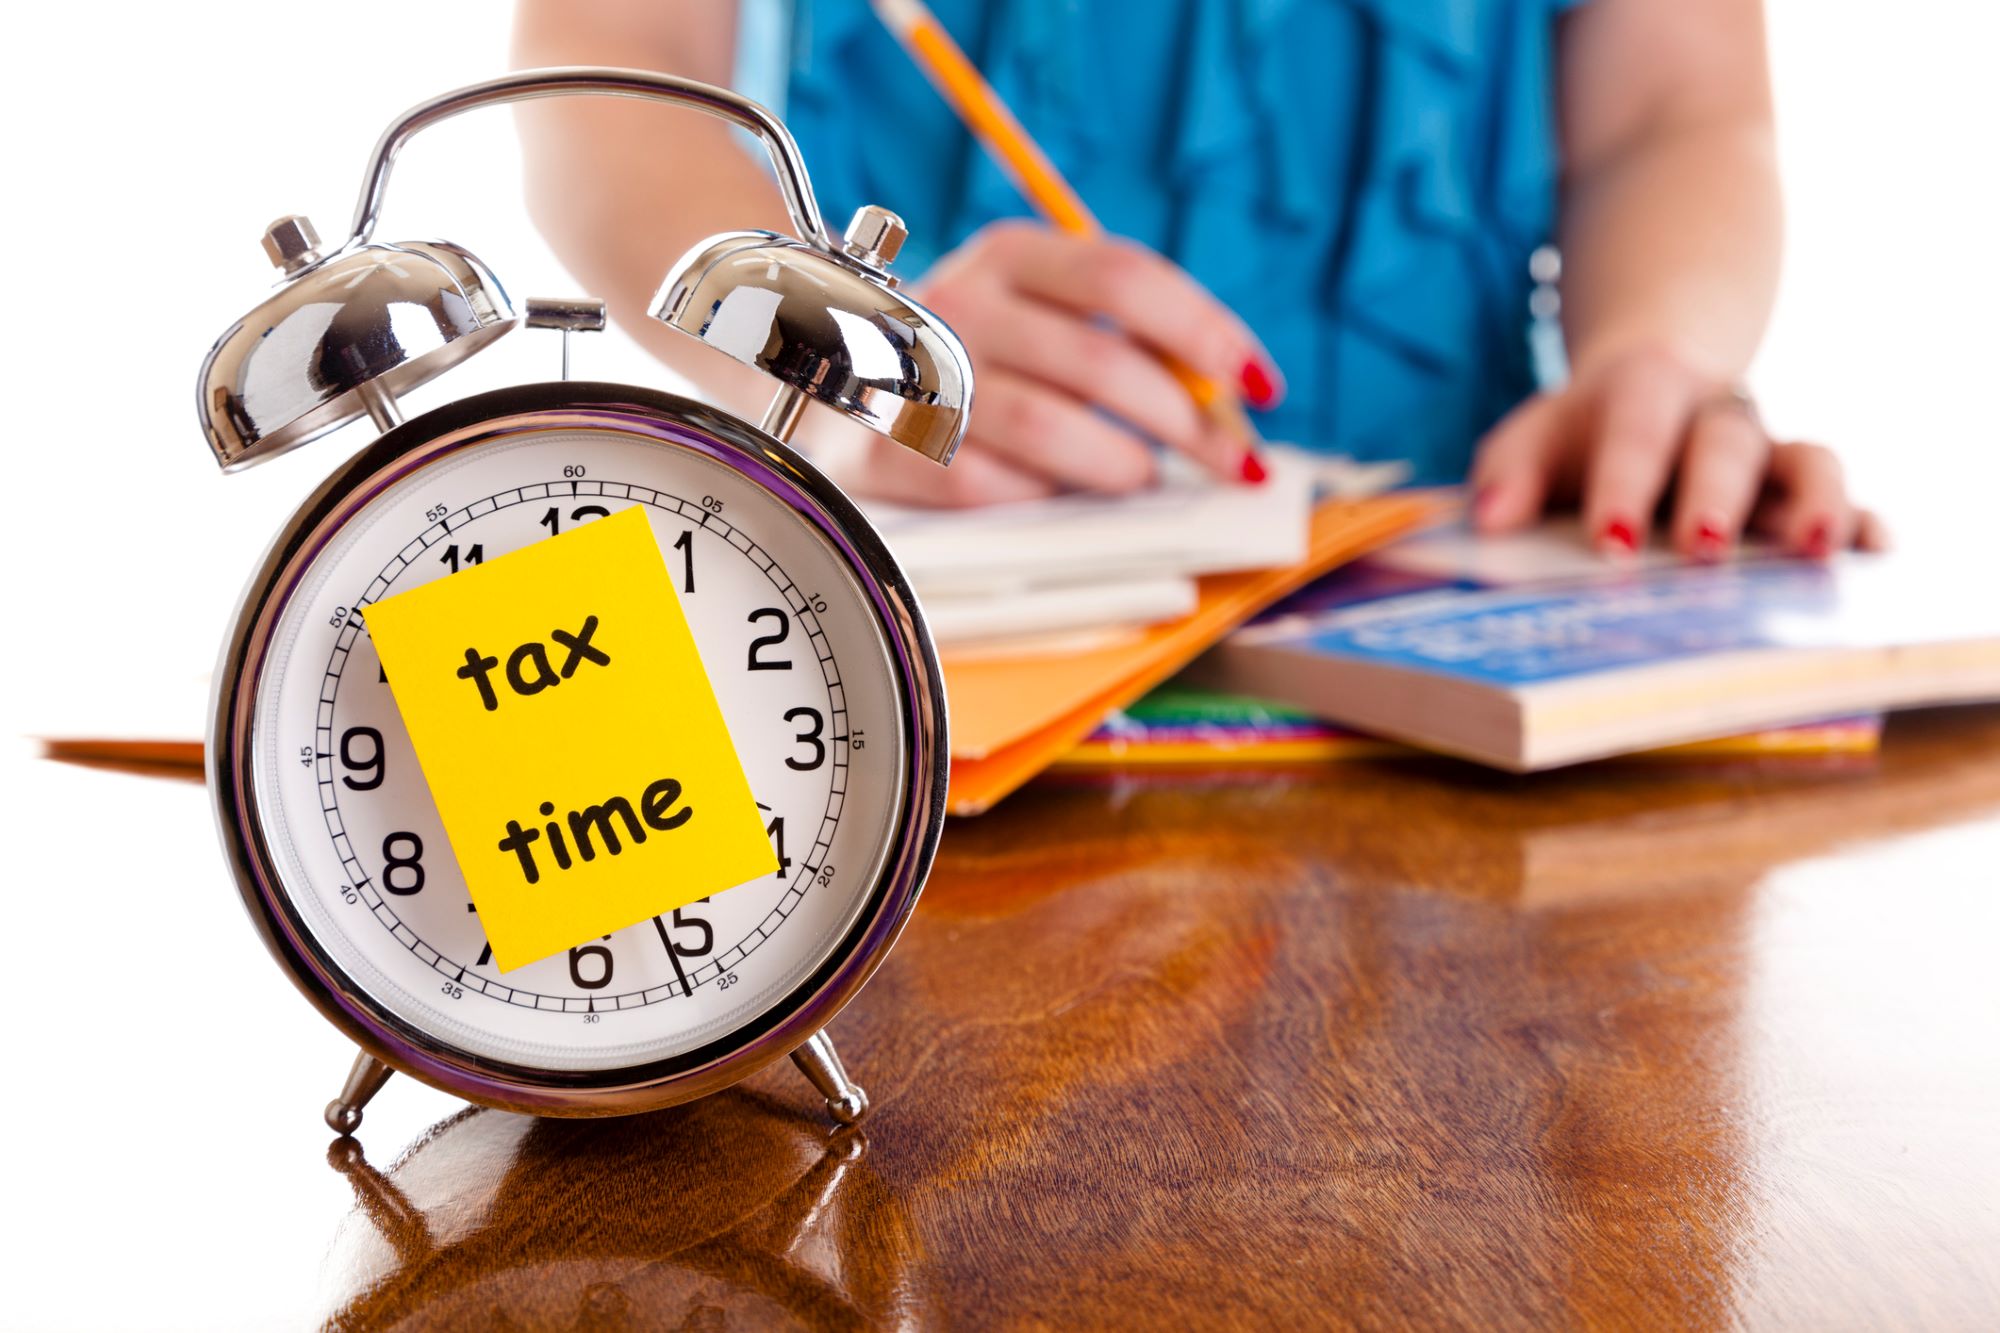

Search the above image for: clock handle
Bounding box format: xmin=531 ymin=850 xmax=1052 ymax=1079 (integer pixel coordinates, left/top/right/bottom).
xmin=791 ymin=1030 xmax=870 ymax=1126
xmin=345 ymin=67 xmax=833 ymax=252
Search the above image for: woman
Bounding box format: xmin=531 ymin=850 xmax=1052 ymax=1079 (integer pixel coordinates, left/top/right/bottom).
xmin=514 ymin=0 xmax=1880 ymax=558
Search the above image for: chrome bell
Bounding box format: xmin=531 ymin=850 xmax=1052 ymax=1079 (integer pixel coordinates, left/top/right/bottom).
xmin=654 ymin=204 xmax=972 ymax=462
xmin=197 ymin=215 xmax=516 ymax=471
xmin=197 ymin=69 xmax=972 ymax=472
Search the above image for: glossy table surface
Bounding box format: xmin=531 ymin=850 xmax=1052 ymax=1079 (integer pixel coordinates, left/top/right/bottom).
xmin=10 ymin=708 xmax=2000 ymax=1330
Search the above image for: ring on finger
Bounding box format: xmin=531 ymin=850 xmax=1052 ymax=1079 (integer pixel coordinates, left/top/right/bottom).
xmin=1695 ymin=382 xmax=1764 ymax=435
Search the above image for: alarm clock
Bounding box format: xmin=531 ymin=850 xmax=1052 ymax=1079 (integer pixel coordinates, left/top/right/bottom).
xmin=199 ymin=70 xmax=969 ymax=1133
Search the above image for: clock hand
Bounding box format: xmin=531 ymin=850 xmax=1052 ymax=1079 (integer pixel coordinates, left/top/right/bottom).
xmin=652 ymin=914 xmax=695 ymax=998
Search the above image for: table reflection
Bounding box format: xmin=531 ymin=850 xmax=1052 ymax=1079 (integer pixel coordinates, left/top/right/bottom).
xmin=867 ymin=708 xmax=2000 ymax=1324
xmin=319 ymin=1091 xmax=922 ymax=1330
xmin=27 ymin=709 xmax=1997 ymax=1326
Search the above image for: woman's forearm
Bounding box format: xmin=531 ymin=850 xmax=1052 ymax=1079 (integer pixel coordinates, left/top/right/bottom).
xmin=1472 ymin=0 xmax=1874 ymax=561
xmin=1554 ymin=0 xmax=1781 ymax=384
xmin=1559 ymin=119 xmax=1784 ymax=382
xmin=512 ymin=0 xmax=782 ymax=416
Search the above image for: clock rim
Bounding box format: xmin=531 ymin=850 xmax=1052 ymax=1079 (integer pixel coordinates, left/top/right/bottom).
xmin=209 ymin=381 xmax=948 ymax=1117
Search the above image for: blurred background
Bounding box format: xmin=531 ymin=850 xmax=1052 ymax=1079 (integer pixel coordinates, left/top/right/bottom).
xmin=3 ymin=0 xmax=1994 ymax=745
xmin=4 ymin=1 xmax=1994 ymax=751
xmin=0 ymin=4 xmax=1993 ymax=1319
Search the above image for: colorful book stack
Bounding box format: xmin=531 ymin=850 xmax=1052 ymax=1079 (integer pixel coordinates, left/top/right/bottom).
xmin=1185 ymin=524 xmax=2000 ymax=772
xmin=1054 ymin=683 xmax=1883 ymax=772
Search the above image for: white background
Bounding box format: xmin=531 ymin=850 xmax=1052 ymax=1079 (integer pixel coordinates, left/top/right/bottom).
xmin=0 ymin=1 xmax=1993 ymax=746
xmin=0 ymin=4 xmax=1994 ymax=1327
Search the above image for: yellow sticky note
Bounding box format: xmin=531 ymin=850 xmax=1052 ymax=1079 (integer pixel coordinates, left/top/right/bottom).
xmin=365 ymin=506 xmax=777 ymax=971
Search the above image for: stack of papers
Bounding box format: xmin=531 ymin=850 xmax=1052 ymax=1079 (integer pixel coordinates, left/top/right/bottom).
xmin=935 ymin=492 xmax=1445 ymax=813
xmin=853 ymin=448 xmax=1437 ymax=811
xmin=866 ymin=449 xmax=1384 ymax=649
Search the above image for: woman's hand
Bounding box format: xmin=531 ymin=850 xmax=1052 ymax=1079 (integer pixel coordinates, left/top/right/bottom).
xmin=822 ymin=220 xmax=1283 ymax=508
xmin=1469 ymin=346 xmax=1888 ymax=559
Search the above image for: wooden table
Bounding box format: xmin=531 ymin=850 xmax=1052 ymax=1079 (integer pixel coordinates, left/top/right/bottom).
xmin=15 ymin=708 xmax=2000 ymax=1329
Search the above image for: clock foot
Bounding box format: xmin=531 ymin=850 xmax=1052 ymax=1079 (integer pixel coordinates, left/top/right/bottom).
xmin=324 ymin=1051 xmax=394 ymax=1135
xmin=791 ymin=1030 xmax=869 ymax=1126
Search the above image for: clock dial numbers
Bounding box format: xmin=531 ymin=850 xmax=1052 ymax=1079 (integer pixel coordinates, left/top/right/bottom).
xmin=253 ymin=427 xmax=907 ymax=1072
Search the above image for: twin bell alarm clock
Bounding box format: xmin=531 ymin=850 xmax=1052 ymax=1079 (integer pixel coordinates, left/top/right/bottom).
xmin=198 ymin=70 xmax=969 ymax=1133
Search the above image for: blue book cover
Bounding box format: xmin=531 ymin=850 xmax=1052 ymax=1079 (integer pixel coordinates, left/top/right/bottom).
xmin=1208 ymin=528 xmax=2000 ymax=769
xmin=1267 ymin=562 xmax=1846 ymax=687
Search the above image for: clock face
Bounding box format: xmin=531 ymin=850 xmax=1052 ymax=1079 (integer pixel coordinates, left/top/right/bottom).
xmin=243 ymin=412 xmax=913 ymax=1075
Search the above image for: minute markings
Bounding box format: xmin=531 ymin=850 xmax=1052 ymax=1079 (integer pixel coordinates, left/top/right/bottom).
xmin=314 ymin=472 xmax=850 ymax=1010
xmin=651 ymin=915 xmax=694 ymax=998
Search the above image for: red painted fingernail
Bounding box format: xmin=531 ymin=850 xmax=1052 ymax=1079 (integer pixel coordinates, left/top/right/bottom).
xmin=1240 ymin=450 xmax=1269 ymax=485
xmin=1239 ymin=359 xmax=1280 ymax=410
xmin=1599 ymin=516 xmax=1639 ymax=554
xmin=1694 ymin=518 xmax=1729 ymax=562
xmin=1804 ymin=519 xmax=1834 ymax=559
xmin=1472 ymin=483 xmax=1500 ymax=521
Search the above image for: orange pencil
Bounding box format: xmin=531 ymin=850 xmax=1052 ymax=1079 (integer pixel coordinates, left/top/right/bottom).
xmin=867 ymin=0 xmax=1268 ymax=478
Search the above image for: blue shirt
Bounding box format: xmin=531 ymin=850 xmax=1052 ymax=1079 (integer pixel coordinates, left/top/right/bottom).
xmin=754 ymin=0 xmax=1577 ymax=484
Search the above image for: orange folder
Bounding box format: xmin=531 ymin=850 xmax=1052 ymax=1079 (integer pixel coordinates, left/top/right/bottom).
xmin=942 ymin=492 xmax=1443 ymax=814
